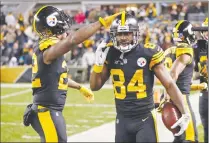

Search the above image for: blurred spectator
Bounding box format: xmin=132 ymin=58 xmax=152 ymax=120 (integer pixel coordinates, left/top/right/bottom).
xmin=179 ymin=5 xmax=188 ymax=20
xmin=88 ymin=8 xmax=99 ymax=23
xmin=190 ymin=2 xmax=205 ymax=13
xmin=16 ymin=29 xmax=27 ymax=49
xmin=85 ymin=7 xmax=92 ymax=21
xmin=82 ymin=46 xmax=95 ymax=81
xmin=74 ymin=10 xmax=86 ymax=24
xmin=0 ymin=12 xmax=6 ymax=25
xmin=100 ymin=6 xmax=108 ymax=18
xmin=11 ymin=41 xmax=22 ymax=60
xmin=5 ymin=26 xmax=16 ymax=49
xmin=8 ymin=56 xmax=18 ymax=67
xmin=69 ymin=43 xmax=84 ymax=65
xmin=24 ymin=48 xmax=33 ymax=65
xmin=146 ymin=3 xmax=157 ymax=20
xmin=170 ymin=4 xmax=179 ymax=21
xmin=137 ymin=5 xmax=146 ymax=21
xmin=17 ymin=13 xmax=24 ymax=26
xmin=107 ymin=5 xmax=115 ymax=15
xmin=5 ymin=12 xmax=16 ymax=26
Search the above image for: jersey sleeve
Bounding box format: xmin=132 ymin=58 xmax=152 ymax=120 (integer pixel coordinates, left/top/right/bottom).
xmin=39 ymin=37 xmax=59 ymax=51
xmin=145 ymin=43 xmax=165 ymax=70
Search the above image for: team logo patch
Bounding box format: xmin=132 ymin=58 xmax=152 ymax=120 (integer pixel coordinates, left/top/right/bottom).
xmin=46 ymin=15 xmax=57 ymax=27
xmin=137 ymin=57 xmax=147 ymax=67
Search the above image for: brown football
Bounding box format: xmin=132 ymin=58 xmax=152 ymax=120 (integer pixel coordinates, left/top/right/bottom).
xmin=161 ymin=101 xmax=181 ymax=134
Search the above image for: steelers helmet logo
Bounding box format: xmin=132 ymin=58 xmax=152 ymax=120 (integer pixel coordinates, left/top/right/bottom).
xmin=46 ymin=15 xmax=57 ymax=27
xmin=137 ymin=57 xmax=147 ymax=67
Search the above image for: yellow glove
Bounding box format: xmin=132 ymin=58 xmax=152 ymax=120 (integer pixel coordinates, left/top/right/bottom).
xmin=79 ymin=86 xmax=94 ymax=103
xmin=190 ymin=82 xmax=208 ymax=91
xmin=198 ymin=62 xmax=208 ymax=78
xmin=99 ymin=11 xmax=123 ymax=29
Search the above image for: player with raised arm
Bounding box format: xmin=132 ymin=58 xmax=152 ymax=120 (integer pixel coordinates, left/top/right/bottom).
xmin=90 ymin=12 xmax=190 ymax=142
xmin=23 ymin=5 xmax=121 ymax=142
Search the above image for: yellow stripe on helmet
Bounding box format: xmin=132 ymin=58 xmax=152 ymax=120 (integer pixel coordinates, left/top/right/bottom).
xmin=121 ymin=11 xmax=126 ymax=26
xmin=33 ymin=5 xmax=48 ymax=37
xmin=173 ymin=20 xmax=184 ymax=38
xmin=202 ymin=17 xmax=208 ymax=27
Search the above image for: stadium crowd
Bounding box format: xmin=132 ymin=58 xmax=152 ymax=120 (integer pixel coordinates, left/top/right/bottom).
xmin=0 ymin=2 xmax=207 ymax=81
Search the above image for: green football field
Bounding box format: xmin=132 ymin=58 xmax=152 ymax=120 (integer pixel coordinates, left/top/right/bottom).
xmin=1 ymin=86 xmax=204 ymax=142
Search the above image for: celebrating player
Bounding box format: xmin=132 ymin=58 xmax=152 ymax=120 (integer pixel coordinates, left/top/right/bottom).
xmin=23 ymin=5 xmax=121 ymax=142
xmin=90 ymin=12 xmax=190 ymax=142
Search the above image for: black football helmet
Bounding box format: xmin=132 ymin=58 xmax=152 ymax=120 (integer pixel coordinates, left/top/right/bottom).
xmin=33 ymin=6 xmax=73 ymax=38
xmin=110 ymin=12 xmax=139 ymax=53
xmin=172 ymin=20 xmax=195 ymax=44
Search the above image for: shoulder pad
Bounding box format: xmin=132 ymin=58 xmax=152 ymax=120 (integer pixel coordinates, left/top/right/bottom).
xmin=39 ymin=37 xmax=59 ymax=51
xmin=176 ymin=47 xmax=193 ymax=58
xmin=176 ymin=43 xmax=191 ymax=48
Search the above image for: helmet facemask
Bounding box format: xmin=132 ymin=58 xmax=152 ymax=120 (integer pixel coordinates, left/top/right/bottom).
xmin=110 ymin=13 xmax=139 ymax=53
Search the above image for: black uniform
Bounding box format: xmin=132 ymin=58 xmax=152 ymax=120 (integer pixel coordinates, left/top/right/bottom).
xmin=31 ymin=37 xmax=68 ymax=142
xmin=164 ymin=43 xmax=198 ymax=142
xmin=198 ymin=55 xmax=208 ymax=143
xmin=105 ymin=43 xmax=164 ymax=142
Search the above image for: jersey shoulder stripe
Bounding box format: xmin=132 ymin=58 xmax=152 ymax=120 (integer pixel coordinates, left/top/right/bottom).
xmin=39 ymin=37 xmax=59 ymax=51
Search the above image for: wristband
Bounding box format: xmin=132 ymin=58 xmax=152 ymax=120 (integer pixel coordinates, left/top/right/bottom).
xmin=93 ymin=65 xmax=103 ymax=73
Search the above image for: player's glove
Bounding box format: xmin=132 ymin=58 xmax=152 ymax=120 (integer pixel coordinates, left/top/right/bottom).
xmin=79 ymin=86 xmax=94 ymax=103
xmin=99 ymin=11 xmax=123 ymax=28
xmin=93 ymin=40 xmax=110 ymax=73
xmin=171 ymin=113 xmax=190 ymax=136
xmin=198 ymin=62 xmax=208 ymax=78
xmin=200 ymin=82 xmax=208 ymax=90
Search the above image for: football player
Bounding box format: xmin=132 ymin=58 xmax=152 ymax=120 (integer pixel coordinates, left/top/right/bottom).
xmin=90 ymin=12 xmax=190 ymax=142
xmin=164 ymin=20 xmax=198 ymax=142
xmin=196 ymin=17 xmax=208 ymax=143
xmin=24 ymin=5 xmax=121 ymax=142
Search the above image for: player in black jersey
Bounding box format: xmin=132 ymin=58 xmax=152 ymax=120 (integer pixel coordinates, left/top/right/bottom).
xmin=90 ymin=12 xmax=190 ymax=142
xmin=23 ymin=5 xmax=122 ymax=142
xmin=195 ymin=17 xmax=208 ymax=143
xmin=164 ymin=20 xmax=198 ymax=142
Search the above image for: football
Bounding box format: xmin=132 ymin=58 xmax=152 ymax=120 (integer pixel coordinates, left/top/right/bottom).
xmin=161 ymin=101 xmax=181 ymax=134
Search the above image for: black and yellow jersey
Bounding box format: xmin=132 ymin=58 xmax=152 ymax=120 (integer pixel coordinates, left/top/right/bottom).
xmin=164 ymin=43 xmax=194 ymax=95
xmin=32 ymin=37 xmax=68 ymax=111
xmin=199 ymin=55 xmax=208 ymax=85
xmin=105 ymin=43 xmax=164 ymax=117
